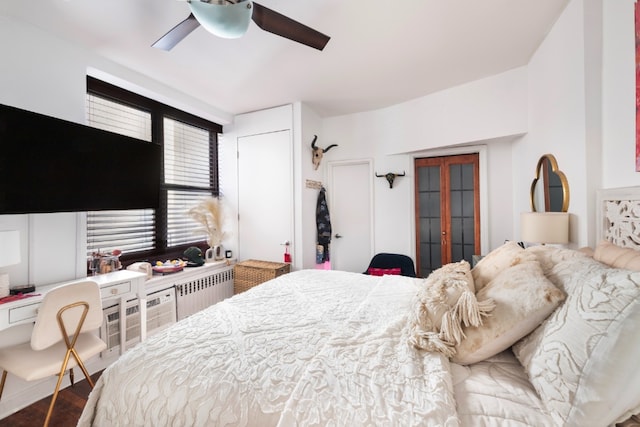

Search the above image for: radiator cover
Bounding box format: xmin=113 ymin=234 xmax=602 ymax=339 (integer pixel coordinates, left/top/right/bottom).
xmin=175 ymin=266 xmax=234 ymax=321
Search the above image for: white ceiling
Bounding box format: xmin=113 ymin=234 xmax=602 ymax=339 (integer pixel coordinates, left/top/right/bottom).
xmin=1 ymin=0 xmax=569 ymax=119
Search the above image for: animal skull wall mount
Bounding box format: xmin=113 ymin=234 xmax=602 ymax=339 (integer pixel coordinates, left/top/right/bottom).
xmin=311 ymin=135 xmax=338 ymax=170
xmin=375 ymin=171 xmax=406 ymax=189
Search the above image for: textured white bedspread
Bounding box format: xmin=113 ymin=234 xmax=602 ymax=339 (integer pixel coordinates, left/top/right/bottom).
xmin=452 ymin=350 xmax=553 ymax=427
xmin=78 ymin=270 xmax=458 ymax=426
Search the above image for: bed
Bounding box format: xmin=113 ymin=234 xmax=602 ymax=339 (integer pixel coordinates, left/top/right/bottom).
xmin=78 ymin=187 xmax=640 ymax=427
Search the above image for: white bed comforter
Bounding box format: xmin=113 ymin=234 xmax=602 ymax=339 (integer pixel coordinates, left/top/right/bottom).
xmin=78 ymin=270 xmax=458 ymax=427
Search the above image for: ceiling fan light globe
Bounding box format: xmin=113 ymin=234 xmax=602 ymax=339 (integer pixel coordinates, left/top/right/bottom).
xmin=188 ymin=0 xmax=253 ymax=39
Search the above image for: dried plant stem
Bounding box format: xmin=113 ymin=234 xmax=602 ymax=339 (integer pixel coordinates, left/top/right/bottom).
xmin=188 ymin=197 xmax=227 ymax=247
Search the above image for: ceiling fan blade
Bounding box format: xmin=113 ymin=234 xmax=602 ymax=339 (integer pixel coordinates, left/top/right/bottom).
xmin=152 ymin=13 xmax=201 ymax=51
xmin=251 ymin=2 xmax=330 ymax=51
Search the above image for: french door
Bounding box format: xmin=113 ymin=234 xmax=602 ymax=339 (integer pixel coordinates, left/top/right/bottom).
xmin=414 ymin=153 xmax=480 ymax=277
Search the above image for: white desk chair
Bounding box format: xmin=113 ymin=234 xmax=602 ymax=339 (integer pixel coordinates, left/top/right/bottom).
xmin=0 ymin=280 xmax=107 ymax=427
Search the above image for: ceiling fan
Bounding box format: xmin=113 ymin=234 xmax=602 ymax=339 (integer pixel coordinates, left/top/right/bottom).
xmin=153 ymin=0 xmax=330 ymax=51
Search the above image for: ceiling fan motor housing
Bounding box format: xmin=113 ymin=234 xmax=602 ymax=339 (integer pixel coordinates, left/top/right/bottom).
xmin=154 ymin=0 xmax=329 ymax=51
xmin=189 ymin=0 xmax=253 ymax=39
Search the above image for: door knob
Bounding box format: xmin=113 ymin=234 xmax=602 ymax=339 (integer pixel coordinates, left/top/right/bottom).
xmin=335 ymin=234 xmax=343 ymax=239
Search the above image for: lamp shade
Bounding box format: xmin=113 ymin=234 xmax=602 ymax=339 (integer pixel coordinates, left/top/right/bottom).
xmin=189 ymin=0 xmax=253 ymax=39
xmin=0 ymin=230 xmax=20 ymax=268
xmin=521 ymin=212 xmax=569 ymax=244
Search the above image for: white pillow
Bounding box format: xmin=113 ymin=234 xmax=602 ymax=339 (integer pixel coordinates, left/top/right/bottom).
xmin=452 ymin=260 xmax=565 ymax=365
xmin=513 ymin=256 xmax=640 ymax=426
xmin=594 ymin=239 xmax=640 ymax=271
xmin=525 ymin=245 xmax=589 ymax=277
xmin=471 ymin=241 xmax=536 ymax=292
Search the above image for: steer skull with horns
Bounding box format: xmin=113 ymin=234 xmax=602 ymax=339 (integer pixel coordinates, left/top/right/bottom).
xmin=311 ymin=135 xmax=338 ymax=170
xmin=376 ymin=171 xmax=406 ymax=188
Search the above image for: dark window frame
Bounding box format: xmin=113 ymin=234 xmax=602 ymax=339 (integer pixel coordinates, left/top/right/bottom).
xmin=87 ymin=76 xmax=222 ymax=266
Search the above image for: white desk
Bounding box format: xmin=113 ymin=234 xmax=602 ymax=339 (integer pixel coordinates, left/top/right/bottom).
xmin=0 ymin=270 xmax=147 ymax=354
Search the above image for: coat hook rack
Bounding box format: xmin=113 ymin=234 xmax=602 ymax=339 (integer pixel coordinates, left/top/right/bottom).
xmin=305 ymin=179 xmax=323 ymax=190
xmin=375 ymin=171 xmax=405 ymax=189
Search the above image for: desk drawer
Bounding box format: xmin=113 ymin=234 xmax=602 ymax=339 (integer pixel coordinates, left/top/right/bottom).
xmin=9 ymin=302 xmax=40 ymax=324
xmin=100 ymin=281 xmax=131 ymax=299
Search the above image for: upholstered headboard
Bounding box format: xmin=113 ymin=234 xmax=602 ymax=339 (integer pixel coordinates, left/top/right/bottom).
xmin=596 ymin=186 xmax=640 ymax=248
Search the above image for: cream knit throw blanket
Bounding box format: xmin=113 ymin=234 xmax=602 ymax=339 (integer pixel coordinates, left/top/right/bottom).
xmin=408 ymin=260 xmax=495 ymax=357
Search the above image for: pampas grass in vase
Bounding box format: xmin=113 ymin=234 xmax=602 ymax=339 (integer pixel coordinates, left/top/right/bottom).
xmin=188 ymin=197 xmax=228 ymax=261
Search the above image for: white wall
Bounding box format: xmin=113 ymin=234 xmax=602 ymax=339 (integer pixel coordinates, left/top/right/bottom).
xmin=0 ymin=16 xmax=231 ymax=287
xmin=296 ymin=103 xmax=328 ymax=269
xmin=515 ymin=0 xmax=638 ymax=248
xmin=374 ymin=67 xmax=529 ymax=155
xmin=602 ymin=0 xmax=639 ymax=189
xmin=321 ymin=68 xmax=527 ymax=257
xmin=528 ymin=0 xmax=640 ymax=246
xmin=513 ymin=0 xmax=593 ymax=248
xmin=320 ymin=0 xmax=636 ymax=254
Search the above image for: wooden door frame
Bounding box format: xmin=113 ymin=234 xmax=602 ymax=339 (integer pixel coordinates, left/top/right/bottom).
xmin=410 ymin=146 xmax=489 ymax=264
xmin=414 ymin=154 xmax=480 ymax=269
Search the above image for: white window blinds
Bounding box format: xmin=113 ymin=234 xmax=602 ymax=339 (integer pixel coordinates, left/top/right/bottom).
xmin=164 ymin=118 xmax=210 ymax=187
xmin=87 ymin=209 xmax=155 ymax=254
xmin=86 ymin=93 xmax=155 ymax=255
xmin=86 ymin=93 xmax=152 ymax=142
xmin=164 ymin=118 xmax=214 ymax=247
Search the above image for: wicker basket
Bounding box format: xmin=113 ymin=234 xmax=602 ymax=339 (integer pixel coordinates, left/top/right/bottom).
xmin=234 ymin=259 xmax=291 ymax=294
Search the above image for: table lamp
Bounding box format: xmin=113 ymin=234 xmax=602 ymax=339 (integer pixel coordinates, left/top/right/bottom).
xmin=521 ymin=212 xmax=569 ymax=245
xmin=0 ymin=230 xmax=21 ymax=298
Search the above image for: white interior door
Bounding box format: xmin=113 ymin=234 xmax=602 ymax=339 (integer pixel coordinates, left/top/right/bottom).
xmin=238 ymin=131 xmax=292 ymax=263
xmin=328 ymin=160 xmax=373 ymax=272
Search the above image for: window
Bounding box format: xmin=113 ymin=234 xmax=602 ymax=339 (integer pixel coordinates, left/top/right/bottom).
xmin=85 ymin=77 xmax=222 ymax=263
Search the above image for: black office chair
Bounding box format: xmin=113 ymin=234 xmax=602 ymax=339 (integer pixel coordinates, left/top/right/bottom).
xmin=364 ymin=253 xmax=416 ymax=277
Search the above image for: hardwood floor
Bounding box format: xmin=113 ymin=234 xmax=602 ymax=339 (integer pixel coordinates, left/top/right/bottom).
xmin=0 ymin=371 xmax=101 ymax=427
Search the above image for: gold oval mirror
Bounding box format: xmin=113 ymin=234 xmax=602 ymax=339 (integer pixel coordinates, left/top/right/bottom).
xmin=530 ymin=154 xmax=570 ymax=212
